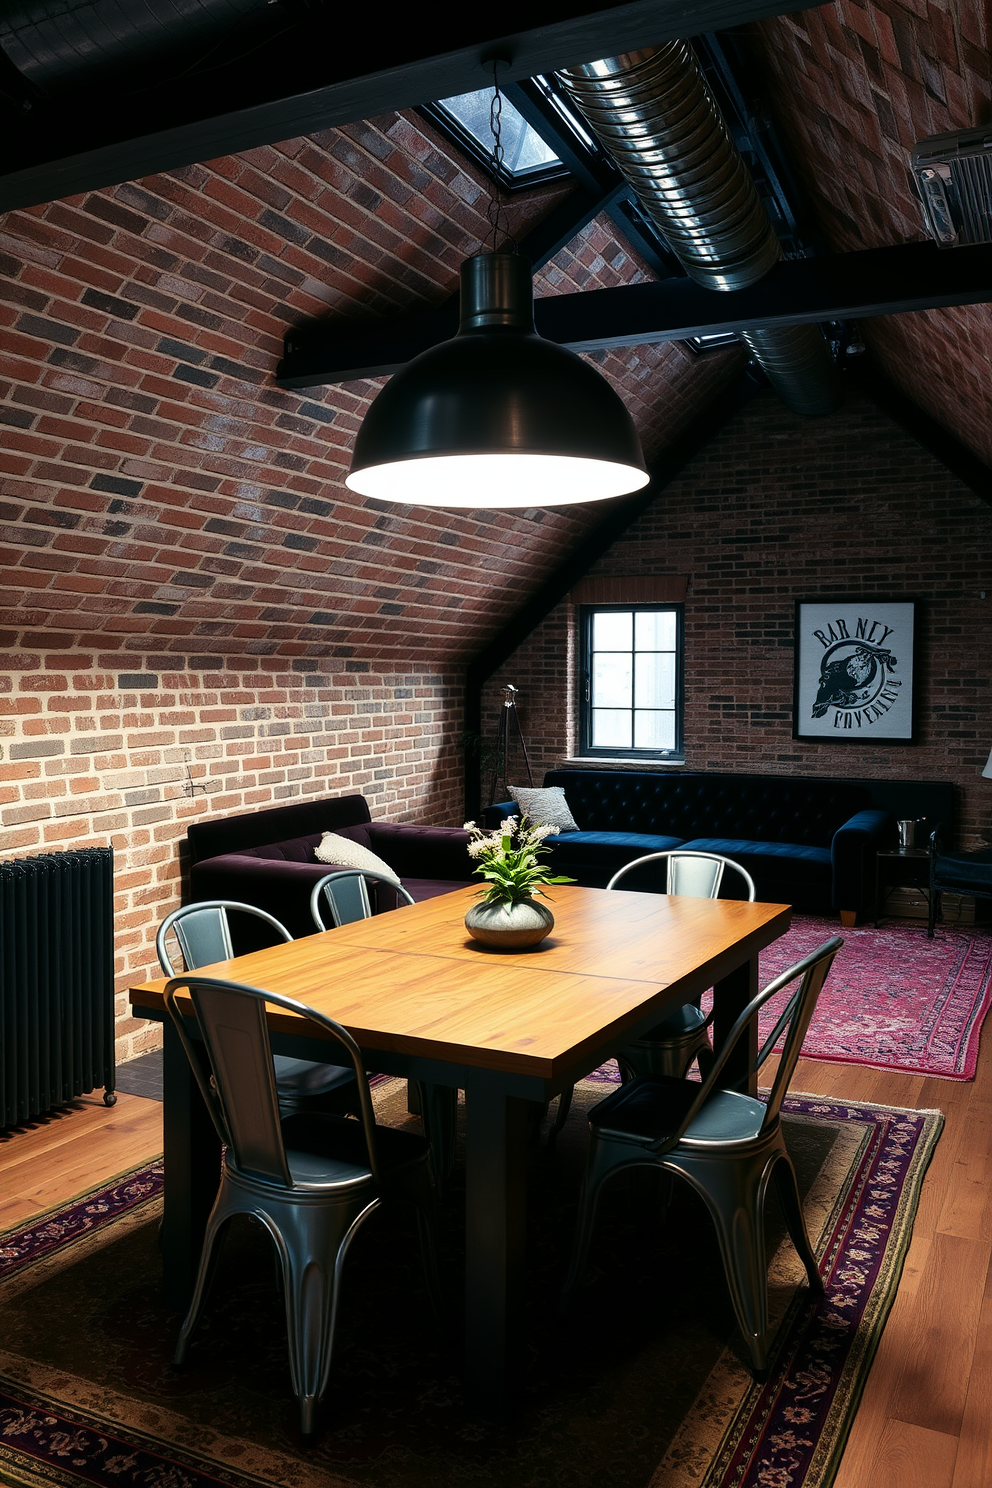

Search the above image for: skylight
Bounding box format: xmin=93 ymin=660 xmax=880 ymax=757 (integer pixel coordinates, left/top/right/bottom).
xmin=430 ymin=90 xmax=565 ymax=187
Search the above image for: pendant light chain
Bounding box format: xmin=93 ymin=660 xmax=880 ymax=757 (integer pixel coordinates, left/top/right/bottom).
xmin=486 ymin=61 xmax=514 ymax=252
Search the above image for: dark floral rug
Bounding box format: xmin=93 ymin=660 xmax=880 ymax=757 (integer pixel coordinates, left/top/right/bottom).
xmin=0 ymin=1080 xmax=941 ymax=1488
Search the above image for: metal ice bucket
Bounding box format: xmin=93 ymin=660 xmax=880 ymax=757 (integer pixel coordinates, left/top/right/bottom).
xmin=897 ymin=818 xmax=922 ymax=849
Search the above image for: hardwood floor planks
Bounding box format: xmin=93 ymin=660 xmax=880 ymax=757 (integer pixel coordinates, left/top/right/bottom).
xmin=951 ymin=1251 xmax=992 ymax=1488
xmin=0 ymin=1091 xmax=162 ymax=1230
xmin=844 ymin=1419 xmax=958 ymax=1488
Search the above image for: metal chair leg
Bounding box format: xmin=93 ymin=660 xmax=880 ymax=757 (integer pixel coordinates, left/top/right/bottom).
xmin=277 ymin=1198 xmax=376 ymax=1436
xmin=682 ymin=1159 xmax=772 ymax=1375
xmin=560 ymin=1140 xmax=639 ymax=1308
xmin=547 ymin=1084 xmax=574 ymax=1147
xmin=772 ymin=1153 xmax=823 ymax=1293
xmin=173 ymin=1198 xmax=233 ymax=1365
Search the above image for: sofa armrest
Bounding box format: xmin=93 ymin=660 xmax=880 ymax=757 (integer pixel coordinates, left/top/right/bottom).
xmin=481 ymin=801 xmax=516 ymax=830
xmin=831 ymin=809 xmax=893 ymax=917
xmin=367 ymin=822 xmax=473 ymax=881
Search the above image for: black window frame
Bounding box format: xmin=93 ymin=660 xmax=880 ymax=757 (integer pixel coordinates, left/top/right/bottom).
xmin=577 ymin=602 xmax=685 ymax=762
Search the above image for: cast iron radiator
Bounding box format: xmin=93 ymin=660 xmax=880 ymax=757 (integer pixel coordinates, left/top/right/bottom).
xmin=0 ymin=847 xmax=116 ymax=1127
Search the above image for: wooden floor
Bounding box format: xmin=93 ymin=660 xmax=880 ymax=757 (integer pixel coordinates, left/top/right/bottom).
xmin=0 ymin=1046 xmax=989 ymax=1487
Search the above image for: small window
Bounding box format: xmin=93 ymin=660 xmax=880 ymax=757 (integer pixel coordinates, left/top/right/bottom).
xmin=577 ymin=605 xmax=684 ymax=760
xmin=424 ymin=91 xmax=566 ymax=189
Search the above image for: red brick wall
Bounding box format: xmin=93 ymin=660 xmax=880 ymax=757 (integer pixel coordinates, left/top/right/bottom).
xmin=0 ymin=649 xmax=462 ymax=1058
xmin=750 ymin=0 xmax=992 ymax=468
xmin=483 ymin=391 xmax=992 ymax=850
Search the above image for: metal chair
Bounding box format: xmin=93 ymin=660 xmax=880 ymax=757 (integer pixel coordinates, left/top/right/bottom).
xmin=560 ymin=936 xmax=842 ymax=1375
xmin=157 ymin=901 xmax=357 ymax=1117
xmin=309 ymin=868 xmax=416 ymax=930
xmin=548 ymin=851 xmax=757 ymax=1144
xmin=310 ymin=870 xmax=458 ymax=1194
xmin=163 ymin=974 xmax=443 ymax=1436
xmin=928 ymin=825 xmax=992 ymax=937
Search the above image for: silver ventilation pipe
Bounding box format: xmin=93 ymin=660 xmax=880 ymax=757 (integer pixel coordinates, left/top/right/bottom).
xmin=555 ymin=45 xmax=842 ymax=416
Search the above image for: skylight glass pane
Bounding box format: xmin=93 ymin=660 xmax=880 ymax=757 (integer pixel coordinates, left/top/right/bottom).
xmin=436 ymin=90 xmax=561 ymax=176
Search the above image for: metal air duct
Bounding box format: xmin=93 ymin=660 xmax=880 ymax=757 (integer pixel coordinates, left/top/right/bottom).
xmin=556 ymin=45 xmax=842 ymax=416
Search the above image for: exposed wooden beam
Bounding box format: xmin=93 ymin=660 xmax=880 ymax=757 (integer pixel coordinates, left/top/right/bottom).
xmin=0 ymin=0 xmax=824 ymax=213
xmin=462 ymin=371 xmax=755 ymax=817
xmin=277 ymin=241 xmax=992 ymax=388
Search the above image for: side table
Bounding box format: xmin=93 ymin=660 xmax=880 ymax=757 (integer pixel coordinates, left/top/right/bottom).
xmin=875 ymin=847 xmax=932 ymax=925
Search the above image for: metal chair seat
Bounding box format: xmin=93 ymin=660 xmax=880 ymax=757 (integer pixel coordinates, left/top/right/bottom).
xmin=561 ymin=936 xmax=842 ymax=1376
xmin=280 ymin=1112 xmax=433 ymax=1187
xmin=641 ymin=1002 xmax=710 ymax=1038
xmin=591 ymin=1077 xmax=767 ymax=1148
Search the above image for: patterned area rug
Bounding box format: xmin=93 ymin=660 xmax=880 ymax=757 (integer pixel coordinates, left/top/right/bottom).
xmin=754 ymin=915 xmax=992 ymax=1079
xmin=0 ymin=1080 xmax=941 ymax=1488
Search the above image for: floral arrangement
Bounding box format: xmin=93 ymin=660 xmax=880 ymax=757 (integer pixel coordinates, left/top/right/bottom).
xmin=462 ymin=816 xmax=574 ymax=905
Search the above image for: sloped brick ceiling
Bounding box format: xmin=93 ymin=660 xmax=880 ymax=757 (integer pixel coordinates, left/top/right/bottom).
xmin=750 ymin=0 xmax=992 ymax=467
xmin=0 ymin=110 xmax=740 ymax=664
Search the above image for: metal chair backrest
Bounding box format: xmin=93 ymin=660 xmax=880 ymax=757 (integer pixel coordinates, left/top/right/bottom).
xmin=607 ymin=849 xmax=757 ymax=901
xmin=157 ymin=900 xmax=292 ymax=975
xmin=163 ymin=975 xmax=381 ymax=1187
xmin=651 ymin=936 xmax=843 ymax=1153
xmin=310 ymin=869 xmax=416 ymax=932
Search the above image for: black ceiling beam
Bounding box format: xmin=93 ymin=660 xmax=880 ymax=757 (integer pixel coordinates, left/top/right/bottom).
xmin=277 ymin=241 xmax=992 ymax=388
xmin=462 ymin=371 xmax=756 ymax=818
xmin=0 ymin=0 xmax=825 ymax=213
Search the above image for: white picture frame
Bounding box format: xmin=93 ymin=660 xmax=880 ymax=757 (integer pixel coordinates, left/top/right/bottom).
xmin=793 ymin=599 xmax=916 ymax=743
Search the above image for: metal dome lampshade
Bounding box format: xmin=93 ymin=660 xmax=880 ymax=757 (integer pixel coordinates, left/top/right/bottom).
xmin=345 ymin=252 xmax=649 ymax=508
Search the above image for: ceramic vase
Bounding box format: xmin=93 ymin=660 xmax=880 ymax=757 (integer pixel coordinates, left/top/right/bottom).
xmin=463 ymin=896 xmax=555 ymax=949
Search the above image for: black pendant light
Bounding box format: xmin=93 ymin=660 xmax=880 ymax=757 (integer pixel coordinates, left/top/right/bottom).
xmin=345 ymin=66 xmax=648 ymax=509
xmin=345 ymin=252 xmax=649 ymax=507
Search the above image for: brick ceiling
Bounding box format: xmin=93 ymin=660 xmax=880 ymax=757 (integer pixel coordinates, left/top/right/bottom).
xmin=1 ymin=1 xmax=988 ymax=664
xmin=0 ymin=110 xmax=739 ymax=664
xmin=749 ymin=0 xmax=992 ymax=465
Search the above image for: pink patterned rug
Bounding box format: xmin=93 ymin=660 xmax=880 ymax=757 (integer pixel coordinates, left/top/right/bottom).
xmin=755 ymin=914 xmax=992 ymax=1080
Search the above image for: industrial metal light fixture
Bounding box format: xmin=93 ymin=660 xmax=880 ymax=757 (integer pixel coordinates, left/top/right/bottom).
xmin=345 ymin=68 xmax=648 ymax=509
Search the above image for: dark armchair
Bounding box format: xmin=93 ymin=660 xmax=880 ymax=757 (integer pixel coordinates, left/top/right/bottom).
xmin=928 ymin=826 xmax=992 ymax=937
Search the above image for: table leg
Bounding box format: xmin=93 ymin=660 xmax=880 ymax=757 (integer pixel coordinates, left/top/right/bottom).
xmin=463 ymin=1082 xmax=528 ymax=1417
xmin=712 ymin=954 xmax=759 ymax=1096
xmin=161 ymin=1019 xmax=221 ymax=1312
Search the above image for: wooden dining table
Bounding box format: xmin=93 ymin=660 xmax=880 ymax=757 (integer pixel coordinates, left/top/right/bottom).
xmin=130 ymin=882 xmax=791 ymax=1416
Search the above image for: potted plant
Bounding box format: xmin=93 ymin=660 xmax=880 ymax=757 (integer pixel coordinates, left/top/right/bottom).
xmin=462 ymin=816 xmax=574 ymax=949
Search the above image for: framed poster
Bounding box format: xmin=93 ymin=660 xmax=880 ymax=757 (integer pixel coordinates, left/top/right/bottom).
xmin=793 ymin=599 xmax=916 ymax=742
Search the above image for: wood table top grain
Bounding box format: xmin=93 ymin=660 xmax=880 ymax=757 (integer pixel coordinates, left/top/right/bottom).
xmin=130 ymin=884 xmax=791 ymax=1080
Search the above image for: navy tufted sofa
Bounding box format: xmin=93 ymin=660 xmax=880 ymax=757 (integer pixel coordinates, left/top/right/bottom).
xmin=187 ymin=795 xmax=473 ymax=949
xmin=485 ymin=771 xmax=954 ymax=920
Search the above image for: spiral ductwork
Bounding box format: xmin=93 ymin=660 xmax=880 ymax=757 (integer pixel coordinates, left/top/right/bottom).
xmin=556 ymin=45 xmax=842 ymax=416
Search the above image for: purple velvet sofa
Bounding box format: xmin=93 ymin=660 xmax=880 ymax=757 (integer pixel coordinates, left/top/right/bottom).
xmin=187 ymin=795 xmax=473 ymax=950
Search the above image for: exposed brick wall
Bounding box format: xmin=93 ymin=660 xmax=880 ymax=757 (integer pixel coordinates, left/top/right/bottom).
xmin=0 ymin=649 xmax=462 ymax=1060
xmin=0 ymin=108 xmax=745 ymax=1064
xmin=483 ymin=391 xmax=992 ymax=851
xmin=749 ymin=0 xmax=992 ymax=467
